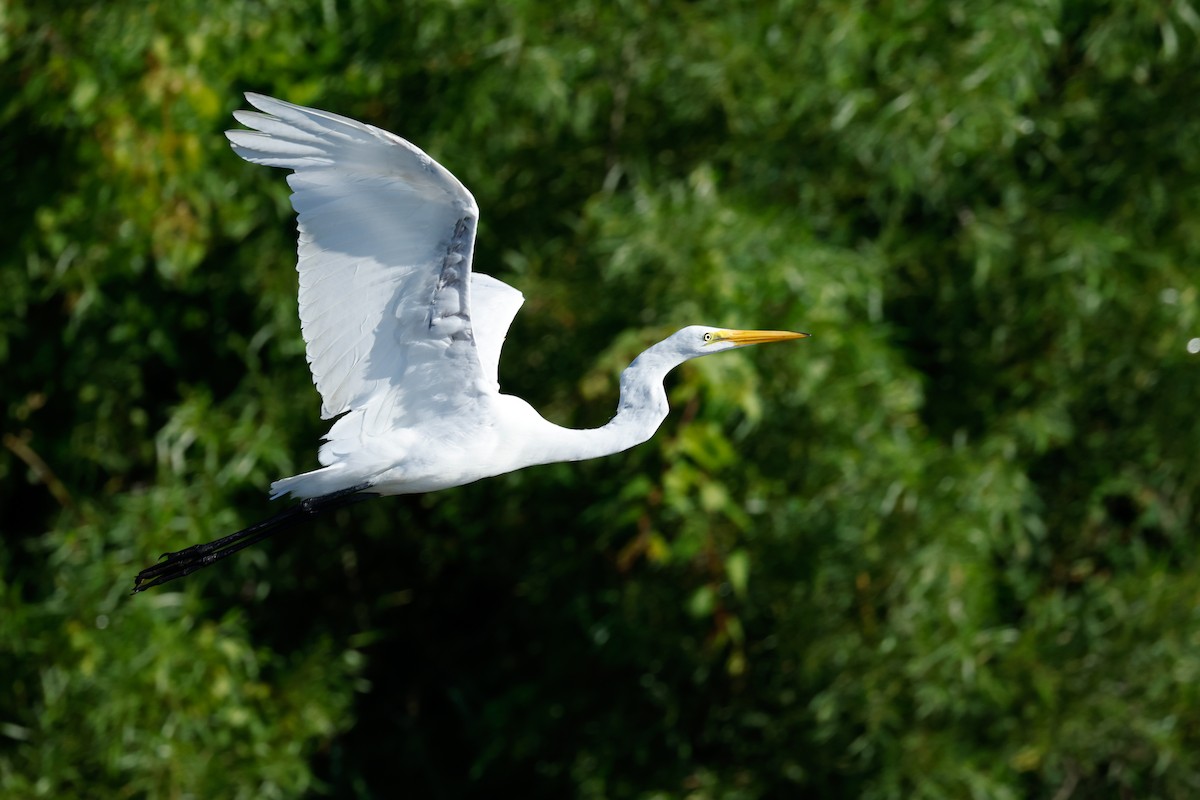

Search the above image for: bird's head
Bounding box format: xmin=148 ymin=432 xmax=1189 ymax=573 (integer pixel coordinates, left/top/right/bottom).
xmin=664 ymin=325 xmax=810 ymax=361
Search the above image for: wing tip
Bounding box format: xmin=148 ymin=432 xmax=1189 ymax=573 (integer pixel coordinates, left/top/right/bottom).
xmin=243 ymin=91 xmax=282 ymax=113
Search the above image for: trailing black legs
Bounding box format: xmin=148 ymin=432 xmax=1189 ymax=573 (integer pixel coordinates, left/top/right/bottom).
xmin=132 ymin=485 xmax=375 ymax=593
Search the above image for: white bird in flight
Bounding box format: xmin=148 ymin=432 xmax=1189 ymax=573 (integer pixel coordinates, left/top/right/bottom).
xmin=133 ymin=93 xmax=808 ymax=592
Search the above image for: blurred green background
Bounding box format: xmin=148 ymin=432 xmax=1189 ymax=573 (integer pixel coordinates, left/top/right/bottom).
xmin=3 ymin=1 xmax=1200 ymax=797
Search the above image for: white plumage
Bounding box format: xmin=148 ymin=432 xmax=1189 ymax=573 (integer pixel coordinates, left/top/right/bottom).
xmin=132 ymin=93 xmax=807 ymax=592
xmin=228 ymin=94 xmax=529 ymax=498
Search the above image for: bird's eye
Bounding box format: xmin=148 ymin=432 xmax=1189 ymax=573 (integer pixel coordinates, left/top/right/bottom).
xmin=703 ymin=332 xmax=713 ymax=342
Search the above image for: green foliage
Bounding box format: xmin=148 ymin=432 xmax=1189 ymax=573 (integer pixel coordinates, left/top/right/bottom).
xmin=3 ymin=0 xmax=1200 ymax=797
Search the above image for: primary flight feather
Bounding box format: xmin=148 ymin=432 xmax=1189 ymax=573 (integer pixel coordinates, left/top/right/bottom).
xmin=133 ymin=93 xmax=808 ymax=592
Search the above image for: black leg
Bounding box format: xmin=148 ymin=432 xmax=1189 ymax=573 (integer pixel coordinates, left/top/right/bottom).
xmin=132 ymin=485 xmax=375 ymax=593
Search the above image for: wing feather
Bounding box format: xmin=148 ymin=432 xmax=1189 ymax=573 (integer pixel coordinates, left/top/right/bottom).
xmin=469 ymin=273 xmax=525 ymax=390
xmin=227 ymin=93 xmax=519 ymax=429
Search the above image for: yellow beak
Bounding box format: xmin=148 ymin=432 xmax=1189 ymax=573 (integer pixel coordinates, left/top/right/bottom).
xmin=718 ymin=329 xmax=810 ymax=346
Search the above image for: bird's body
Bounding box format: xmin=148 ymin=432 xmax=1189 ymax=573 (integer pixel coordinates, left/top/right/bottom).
xmin=279 ymin=329 xmax=691 ymax=499
xmin=132 ymin=94 xmax=807 ymax=592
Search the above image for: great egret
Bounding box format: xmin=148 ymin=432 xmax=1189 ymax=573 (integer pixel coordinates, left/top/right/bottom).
xmin=132 ymin=94 xmax=808 ymax=593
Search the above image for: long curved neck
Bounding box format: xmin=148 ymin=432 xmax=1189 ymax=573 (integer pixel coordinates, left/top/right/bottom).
xmin=528 ymin=342 xmax=684 ymax=465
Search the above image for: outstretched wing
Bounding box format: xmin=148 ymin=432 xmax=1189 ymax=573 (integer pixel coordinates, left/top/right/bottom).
xmin=226 ymin=93 xmax=519 ymax=430
xmin=470 ymin=272 xmax=525 ymax=391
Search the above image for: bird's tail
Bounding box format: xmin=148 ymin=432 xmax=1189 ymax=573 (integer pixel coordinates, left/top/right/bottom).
xmin=269 ymin=463 xmax=356 ymax=499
